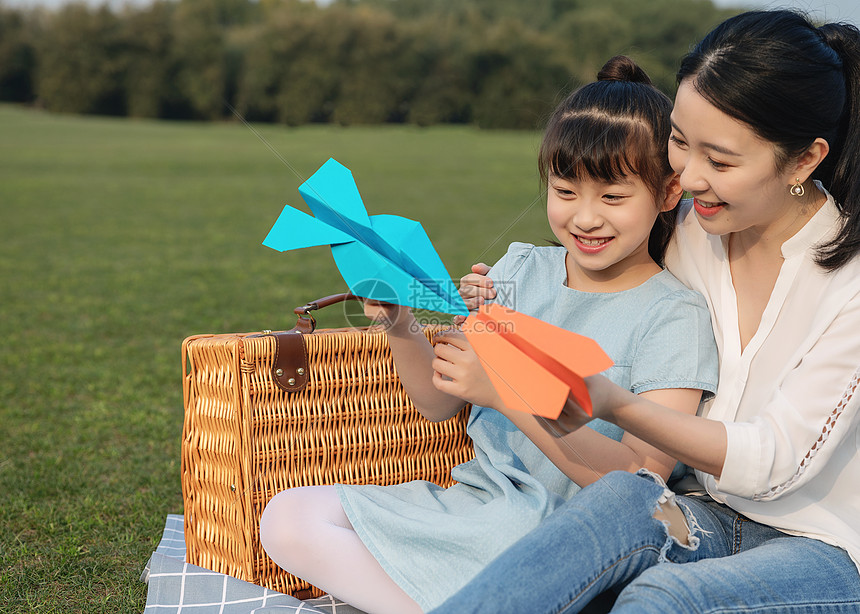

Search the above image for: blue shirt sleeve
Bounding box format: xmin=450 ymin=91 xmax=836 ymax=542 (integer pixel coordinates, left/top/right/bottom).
xmin=630 ymin=289 xmax=719 ymax=398
xmin=487 ymin=242 xmax=535 ymax=309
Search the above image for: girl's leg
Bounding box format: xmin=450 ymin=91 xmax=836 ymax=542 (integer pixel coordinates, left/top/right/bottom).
xmin=614 ymin=534 xmax=860 ymax=613
xmin=259 ymin=485 xmax=422 ymax=614
xmin=430 ymin=470 xmax=725 ymax=614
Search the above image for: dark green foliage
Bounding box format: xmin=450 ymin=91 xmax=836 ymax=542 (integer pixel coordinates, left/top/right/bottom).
xmin=0 ymin=7 xmax=36 ymax=102
xmin=35 ymin=3 xmax=128 ymax=115
xmin=467 ymin=20 xmax=573 ymax=130
xmin=122 ymin=2 xmax=186 ymax=118
xmin=170 ymin=0 xmax=253 ymax=119
xmin=1 ymin=0 xmax=740 ymax=127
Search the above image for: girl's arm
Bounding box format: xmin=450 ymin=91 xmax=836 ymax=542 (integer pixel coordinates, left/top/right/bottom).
xmin=431 ymin=331 xmax=709 ymax=483
xmin=364 ymin=301 xmax=466 ymax=422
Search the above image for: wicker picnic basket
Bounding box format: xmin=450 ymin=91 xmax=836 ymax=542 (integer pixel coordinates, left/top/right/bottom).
xmin=180 ymin=293 xmax=474 ymax=598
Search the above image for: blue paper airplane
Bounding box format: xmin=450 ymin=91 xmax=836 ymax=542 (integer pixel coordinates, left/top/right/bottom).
xmin=263 ymin=158 xmax=469 ymax=315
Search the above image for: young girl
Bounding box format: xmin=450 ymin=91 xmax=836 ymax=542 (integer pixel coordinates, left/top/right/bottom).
xmin=259 ymin=56 xmax=718 ymax=614
xmin=435 ymin=10 xmax=860 ymax=613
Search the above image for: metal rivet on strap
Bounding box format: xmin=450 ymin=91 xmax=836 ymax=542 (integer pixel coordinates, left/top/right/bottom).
xmin=275 ymin=368 xmax=284 ymax=377
xmin=287 ymin=378 xmax=296 ymax=386
xmin=296 ymin=368 xmax=306 ymax=376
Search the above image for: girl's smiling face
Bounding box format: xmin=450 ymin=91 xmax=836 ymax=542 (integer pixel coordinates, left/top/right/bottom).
xmin=547 ymin=173 xmax=673 ymax=292
xmin=668 ymin=81 xmax=824 ymax=242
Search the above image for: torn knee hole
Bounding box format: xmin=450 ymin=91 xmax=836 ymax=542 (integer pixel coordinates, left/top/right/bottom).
xmin=653 ymin=499 xmax=691 ymax=546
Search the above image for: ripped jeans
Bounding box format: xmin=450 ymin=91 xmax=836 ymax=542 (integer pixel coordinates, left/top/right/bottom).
xmin=430 ymin=470 xmax=860 ymax=614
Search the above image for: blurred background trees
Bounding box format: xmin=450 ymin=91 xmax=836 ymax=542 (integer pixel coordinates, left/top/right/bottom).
xmin=0 ymin=0 xmax=737 ymax=128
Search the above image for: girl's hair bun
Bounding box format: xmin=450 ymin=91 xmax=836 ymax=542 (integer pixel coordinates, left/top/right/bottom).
xmin=597 ymin=55 xmax=653 ymax=86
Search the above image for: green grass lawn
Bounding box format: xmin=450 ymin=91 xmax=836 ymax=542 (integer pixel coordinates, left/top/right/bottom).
xmin=0 ymin=104 xmax=547 ymax=612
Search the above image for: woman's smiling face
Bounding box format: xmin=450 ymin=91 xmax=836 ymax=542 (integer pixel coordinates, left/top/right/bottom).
xmin=668 ymin=81 xmax=806 ymax=240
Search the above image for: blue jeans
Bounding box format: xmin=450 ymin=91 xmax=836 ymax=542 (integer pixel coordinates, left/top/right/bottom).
xmin=430 ymin=471 xmax=860 ymax=613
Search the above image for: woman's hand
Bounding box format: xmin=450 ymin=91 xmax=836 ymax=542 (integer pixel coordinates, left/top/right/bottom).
xmin=545 ymin=374 xmax=616 ymax=436
xmin=454 ymin=263 xmax=496 ymax=325
xmin=431 ymin=330 xmax=502 ymax=409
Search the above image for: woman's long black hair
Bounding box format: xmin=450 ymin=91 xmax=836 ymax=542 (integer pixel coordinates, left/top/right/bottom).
xmin=677 ymin=10 xmax=860 ymax=270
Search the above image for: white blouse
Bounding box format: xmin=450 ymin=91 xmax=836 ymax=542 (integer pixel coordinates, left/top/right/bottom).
xmin=665 ymin=187 xmax=860 ymax=573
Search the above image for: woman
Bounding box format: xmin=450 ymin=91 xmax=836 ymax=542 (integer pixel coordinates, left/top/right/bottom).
xmin=434 ymin=10 xmax=860 ymax=613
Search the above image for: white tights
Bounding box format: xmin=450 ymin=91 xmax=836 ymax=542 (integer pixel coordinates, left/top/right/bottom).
xmin=259 ymin=485 xmax=424 ymax=614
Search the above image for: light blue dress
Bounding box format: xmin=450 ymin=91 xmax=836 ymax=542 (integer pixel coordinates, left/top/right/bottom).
xmin=336 ymin=243 xmax=719 ymax=611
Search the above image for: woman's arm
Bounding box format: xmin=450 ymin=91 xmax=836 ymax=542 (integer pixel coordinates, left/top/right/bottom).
xmin=514 ymin=387 xmax=708 ymax=485
xmin=554 ymin=375 xmax=728 ymax=478
xmin=364 ymin=301 xmax=466 ymax=422
xmin=567 ymin=284 xmax=860 ymax=490
xmin=431 ymin=331 xmax=712 ymax=483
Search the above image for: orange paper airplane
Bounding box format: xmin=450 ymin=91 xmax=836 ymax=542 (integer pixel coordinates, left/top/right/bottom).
xmin=461 ymin=303 xmax=613 ymax=419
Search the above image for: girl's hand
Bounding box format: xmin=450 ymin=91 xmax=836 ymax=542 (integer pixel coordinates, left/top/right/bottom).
xmin=454 ymin=263 xmax=496 ymax=325
xmin=362 ymin=300 xmax=414 ymax=335
xmin=431 ymin=330 xmax=502 ymax=409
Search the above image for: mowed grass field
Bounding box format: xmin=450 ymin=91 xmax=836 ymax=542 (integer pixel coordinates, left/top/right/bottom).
xmin=0 ymin=104 xmax=547 ymax=612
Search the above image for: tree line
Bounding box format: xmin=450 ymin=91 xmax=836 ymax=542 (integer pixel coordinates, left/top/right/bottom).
xmin=0 ymin=0 xmax=737 ymax=128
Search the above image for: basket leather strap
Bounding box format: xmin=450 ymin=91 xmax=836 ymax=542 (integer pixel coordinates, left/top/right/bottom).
xmin=270 ymin=330 xmax=309 ymax=393
xmin=294 ymin=292 xmax=359 ymax=316
xmin=267 ymin=292 xmax=359 ymax=392
xmin=262 ymin=292 xmax=360 ymax=393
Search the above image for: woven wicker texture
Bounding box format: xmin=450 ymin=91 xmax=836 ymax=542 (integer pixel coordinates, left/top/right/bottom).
xmin=181 ymin=325 xmax=474 ymax=598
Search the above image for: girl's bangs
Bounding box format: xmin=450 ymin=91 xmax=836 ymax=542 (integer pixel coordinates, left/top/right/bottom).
xmin=541 ymin=115 xmax=653 ymax=186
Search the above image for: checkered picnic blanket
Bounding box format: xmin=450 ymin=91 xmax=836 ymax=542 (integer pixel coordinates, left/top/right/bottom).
xmin=140 ymin=515 xmax=366 ymax=614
